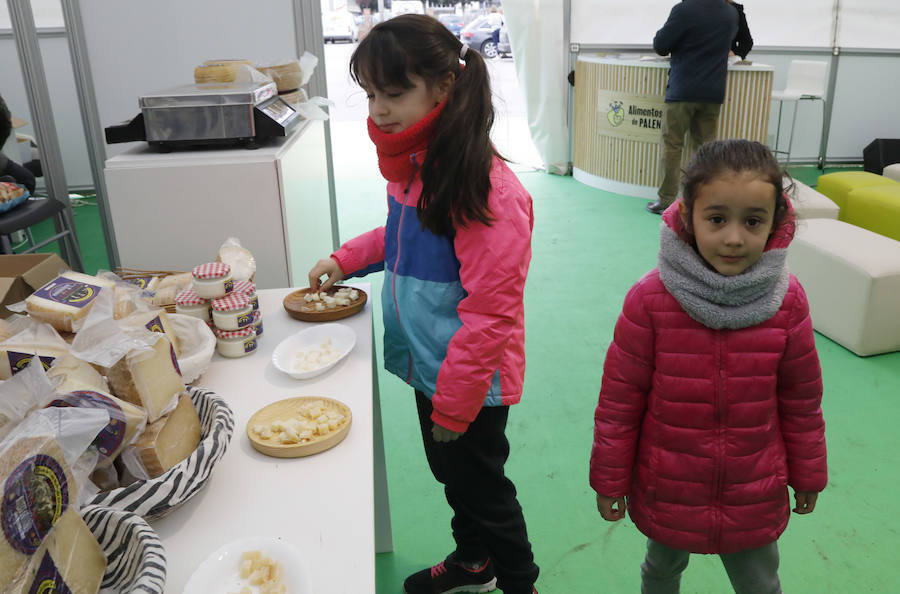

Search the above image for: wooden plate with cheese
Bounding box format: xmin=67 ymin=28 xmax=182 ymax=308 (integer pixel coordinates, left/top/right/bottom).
xmin=247 ymin=396 xmax=352 ymax=458
xmin=283 ymin=286 xmax=367 ymax=322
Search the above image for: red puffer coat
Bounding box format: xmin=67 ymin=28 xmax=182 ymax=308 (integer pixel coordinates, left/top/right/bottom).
xmin=589 ymin=203 xmax=827 ymax=555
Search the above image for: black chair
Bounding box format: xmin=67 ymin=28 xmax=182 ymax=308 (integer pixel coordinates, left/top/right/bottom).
xmin=0 ymin=180 xmax=83 ymax=270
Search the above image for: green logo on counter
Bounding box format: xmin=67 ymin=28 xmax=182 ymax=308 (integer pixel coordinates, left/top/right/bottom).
xmin=607 ymin=101 xmax=625 ymax=127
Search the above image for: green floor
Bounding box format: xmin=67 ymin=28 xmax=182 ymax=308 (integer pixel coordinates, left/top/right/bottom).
xmin=30 ymin=162 xmax=900 ymax=592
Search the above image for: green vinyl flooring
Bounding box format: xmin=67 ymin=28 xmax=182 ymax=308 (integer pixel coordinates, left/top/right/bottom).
xmin=27 ymin=159 xmax=900 ymax=593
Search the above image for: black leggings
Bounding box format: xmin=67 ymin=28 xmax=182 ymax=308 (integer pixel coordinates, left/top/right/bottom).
xmin=415 ymin=390 xmax=539 ymax=593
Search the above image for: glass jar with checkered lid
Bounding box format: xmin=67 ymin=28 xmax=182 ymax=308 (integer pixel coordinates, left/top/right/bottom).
xmin=233 ymin=280 xmax=258 ymax=311
xmin=210 ymin=292 xmax=253 ymax=331
xmin=214 ymin=326 xmax=257 ymax=358
xmin=175 ymin=288 xmax=211 ymax=321
xmin=191 ymin=262 xmax=234 ymax=299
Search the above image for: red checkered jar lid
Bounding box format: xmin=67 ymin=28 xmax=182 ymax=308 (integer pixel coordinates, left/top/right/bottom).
xmin=175 ymin=288 xmax=207 ymax=306
xmin=214 ymin=326 xmax=255 ymax=339
xmin=233 ymin=280 xmax=257 ymax=295
xmin=211 ymin=292 xmax=251 ymax=312
xmin=252 ymin=310 xmax=262 ymax=321
xmin=192 ymin=262 xmax=231 ymax=280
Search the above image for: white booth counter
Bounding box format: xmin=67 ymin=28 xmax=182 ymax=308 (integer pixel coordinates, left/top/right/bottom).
xmin=573 ymin=54 xmax=774 ymax=198
xmin=103 ymin=120 xmax=334 ymax=289
xmin=155 ymin=285 xmax=391 ymax=593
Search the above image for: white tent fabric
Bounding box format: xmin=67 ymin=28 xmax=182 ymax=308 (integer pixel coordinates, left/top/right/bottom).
xmin=504 ymin=0 xmax=570 ymax=175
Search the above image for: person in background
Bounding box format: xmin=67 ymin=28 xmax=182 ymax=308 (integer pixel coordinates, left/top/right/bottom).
xmin=646 ymin=0 xmax=737 ymax=215
xmin=591 ymin=139 xmax=827 ymax=593
xmin=307 ymin=14 xmax=539 ymax=594
xmin=488 ymin=6 xmax=504 ymax=53
xmin=0 ymin=95 xmax=36 ymax=194
xmin=729 ymin=0 xmax=754 ymax=59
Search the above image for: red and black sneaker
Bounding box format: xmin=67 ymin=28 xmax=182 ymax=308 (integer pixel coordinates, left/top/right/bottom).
xmin=403 ymin=553 xmax=498 ymax=594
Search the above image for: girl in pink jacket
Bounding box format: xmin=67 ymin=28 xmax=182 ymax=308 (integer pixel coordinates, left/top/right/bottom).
xmin=590 ymin=140 xmax=827 ymax=593
xmin=308 ymin=15 xmax=538 ymax=594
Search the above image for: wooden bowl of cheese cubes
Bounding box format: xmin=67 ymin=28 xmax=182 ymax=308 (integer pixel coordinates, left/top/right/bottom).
xmin=283 ymin=286 xmax=367 ymax=322
xmin=247 ymin=396 xmax=352 ymax=458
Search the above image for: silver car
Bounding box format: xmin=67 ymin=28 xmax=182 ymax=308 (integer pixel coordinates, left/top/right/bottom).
xmin=460 ymin=16 xmax=499 ymax=58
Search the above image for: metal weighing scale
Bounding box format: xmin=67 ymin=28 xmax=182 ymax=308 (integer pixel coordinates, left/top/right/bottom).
xmin=105 ymin=81 xmax=302 ymax=150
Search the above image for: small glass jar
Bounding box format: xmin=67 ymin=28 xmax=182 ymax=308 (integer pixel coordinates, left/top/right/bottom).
xmin=214 ymin=326 xmax=257 ymax=358
xmin=174 ymin=288 xmax=210 ymax=321
xmin=191 ymin=262 xmax=234 ymax=299
xmin=211 ymin=292 xmax=253 ymax=331
xmin=252 ymin=310 xmax=263 ymax=337
xmin=233 ymin=280 xmax=258 ymax=311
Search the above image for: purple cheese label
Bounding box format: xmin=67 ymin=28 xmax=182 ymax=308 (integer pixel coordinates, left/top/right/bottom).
xmin=28 ymin=551 xmax=73 ymax=594
xmin=236 ymin=312 xmax=253 ymax=328
xmin=7 ymin=352 xmax=56 ymax=376
xmin=254 ymin=319 xmax=264 ymax=336
xmin=244 ymin=338 xmax=258 ymax=353
xmin=250 ymin=295 xmax=259 ymax=311
xmin=1 ymin=455 xmax=69 ymax=554
xmin=145 ymin=315 xmax=164 ymax=334
xmin=170 ymin=343 xmax=182 ymax=376
xmin=48 ymin=391 xmax=126 ymax=458
xmin=32 ymin=279 xmax=101 ymax=309
xmin=126 ymin=275 xmax=155 ymax=290
xmin=223 ymin=278 xmax=234 ymax=293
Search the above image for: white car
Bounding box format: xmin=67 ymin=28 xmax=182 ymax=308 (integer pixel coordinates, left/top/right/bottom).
xmin=391 ymin=0 xmax=424 ymax=16
xmin=323 ymin=10 xmax=359 ymax=43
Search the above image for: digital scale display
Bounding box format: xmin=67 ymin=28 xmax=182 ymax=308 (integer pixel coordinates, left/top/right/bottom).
xmin=261 ymin=98 xmax=296 ymax=125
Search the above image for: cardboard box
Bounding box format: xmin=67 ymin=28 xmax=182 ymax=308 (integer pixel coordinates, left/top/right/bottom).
xmin=0 ymin=253 xmax=69 ymax=318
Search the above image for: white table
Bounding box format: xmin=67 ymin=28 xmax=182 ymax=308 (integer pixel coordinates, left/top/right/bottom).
xmin=152 ymin=285 xmax=392 ymax=593
xmin=103 ymin=121 xmax=336 ymax=289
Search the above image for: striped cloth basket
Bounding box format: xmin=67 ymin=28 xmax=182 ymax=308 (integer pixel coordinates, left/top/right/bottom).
xmin=82 ymin=505 xmax=166 ymax=593
xmin=87 ymin=386 xmax=234 ymax=521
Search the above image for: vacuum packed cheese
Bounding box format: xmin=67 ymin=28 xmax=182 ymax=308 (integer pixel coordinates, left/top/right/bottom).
xmin=105 ymin=334 xmax=185 ymax=422
xmin=0 ymin=344 xmax=68 ymax=380
xmin=123 ymin=392 xmax=201 ymax=478
xmin=0 ymin=436 xmax=77 ymax=586
xmin=46 ymin=354 xmax=109 ymax=393
xmin=25 ymin=272 xmax=116 ymax=332
xmin=46 ymin=387 xmax=148 ymax=467
xmin=6 ymin=507 xmax=105 ymax=594
xmin=119 ymin=308 xmax=182 ymax=357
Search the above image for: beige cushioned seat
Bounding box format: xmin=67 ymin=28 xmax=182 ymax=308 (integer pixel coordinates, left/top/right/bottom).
xmin=787 ymin=178 xmax=839 ymax=219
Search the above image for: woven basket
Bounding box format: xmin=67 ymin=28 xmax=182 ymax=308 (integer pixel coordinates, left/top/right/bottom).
xmin=116 ymin=268 xmax=188 ymax=314
xmin=86 ymin=387 xmax=234 ymax=521
xmin=82 ymin=505 xmax=167 ymax=593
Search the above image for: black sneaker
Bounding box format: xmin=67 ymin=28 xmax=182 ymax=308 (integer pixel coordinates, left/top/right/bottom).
xmin=403 ymin=553 xmax=498 ymax=594
xmin=645 ymin=200 xmax=670 ymax=215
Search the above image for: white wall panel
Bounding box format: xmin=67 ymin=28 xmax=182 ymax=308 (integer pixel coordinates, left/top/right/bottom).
xmin=837 ymin=1 xmax=900 ymax=49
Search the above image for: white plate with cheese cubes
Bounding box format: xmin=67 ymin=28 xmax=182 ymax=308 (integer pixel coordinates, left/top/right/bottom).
xmin=184 ymin=535 xmax=311 ymax=594
xmin=271 ymin=323 xmax=356 ymax=380
xmin=247 ymin=396 xmax=352 ymax=458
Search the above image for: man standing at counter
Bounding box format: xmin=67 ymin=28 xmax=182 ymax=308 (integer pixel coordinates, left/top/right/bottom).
xmin=646 ymin=0 xmax=738 ymax=214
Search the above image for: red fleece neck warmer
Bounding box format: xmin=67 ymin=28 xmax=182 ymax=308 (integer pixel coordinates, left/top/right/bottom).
xmin=367 ymin=101 xmax=446 ymax=183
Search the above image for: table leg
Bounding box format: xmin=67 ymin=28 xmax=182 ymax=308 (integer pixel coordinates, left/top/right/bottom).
xmin=372 ymin=331 xmax=394 ymax=553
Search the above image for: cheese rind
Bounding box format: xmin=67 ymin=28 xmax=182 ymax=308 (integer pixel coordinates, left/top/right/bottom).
xmin=105 ymin=335 xmax=185 ymax=422
xmin=123 ymin=393 xmax=201 ymax=478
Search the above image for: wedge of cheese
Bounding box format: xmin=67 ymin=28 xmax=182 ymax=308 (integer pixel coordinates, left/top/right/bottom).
xmin=7 ymin=507 xmax=105 ymax=594
xmin=25 ymin=272 xmax=116 ymax=332
xmin=46 ymin=387 xmax=148 ymax=467
xmin=105 ymin=334 xmax=185 ymax=422
xmin=47 ymin=354 xmax=109 ymax=393
xmin=124 ymin=393 xmax=201 ymax=478
xmin=0 ymin=436 xmax=77 ymax=586
xmin=119 ymin=308 xmax=181 ymax=357
xmin=0 ymin=344 xmax=69 ymax=380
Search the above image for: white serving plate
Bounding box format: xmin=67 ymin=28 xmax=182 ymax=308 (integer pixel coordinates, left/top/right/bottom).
xmin=184 ymin=536 xmax=311 ymax=594
xmin=271 ymin=323 xmax=356 ymax=380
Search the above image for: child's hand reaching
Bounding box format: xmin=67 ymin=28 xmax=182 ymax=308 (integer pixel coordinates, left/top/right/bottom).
xmin=792 ymin=490 xmax=819 ymax=514
xmin=596 ymin=494 xmax=627 ymax=521
xmin=432 ymin=423 xmax=462 ymax=443
xmin=308 ymin=257 xmax=344 ymax=292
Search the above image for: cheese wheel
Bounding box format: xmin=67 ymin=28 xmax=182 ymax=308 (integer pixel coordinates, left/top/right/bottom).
xmin=0 ymin=436 xmax=77 ymax=586
xmin=105 ymin=335 xmax=185 ymax=422
xmin=119 ymin=309 xmax=182 ymax=357
xmin=7 ymin=508 xmax=105 ymax=594
xmin=124 ymin=393 xmax=201 ymax=478
xmin=25 ymin=272 xmax=116 ymax=332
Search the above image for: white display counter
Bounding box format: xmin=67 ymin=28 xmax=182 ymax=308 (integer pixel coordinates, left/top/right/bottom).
xmin=153 ymin=285 xmax=391 ymax=593
xmin=103 ymin=121 xmax=335 ymax=289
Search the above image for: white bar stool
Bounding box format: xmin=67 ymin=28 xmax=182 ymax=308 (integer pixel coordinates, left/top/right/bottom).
xmin=771 ymin=60 xmax=827 ymax=166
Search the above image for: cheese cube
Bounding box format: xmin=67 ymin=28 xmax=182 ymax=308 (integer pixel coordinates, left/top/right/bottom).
xmin=123 ymin=393 xmax=201 ymax=478
xmin=119 ymin=309 xmax=182 ymax=357
xmin=25 ymin=272 xmax=116 ymax=332
xmin=105 ymin=334 xmax=185 ymax=422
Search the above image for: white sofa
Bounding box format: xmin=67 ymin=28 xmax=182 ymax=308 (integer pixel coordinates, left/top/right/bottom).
xmin=883 ymin=163 xmax=900 ymax=183
xmin=787 ymin=218 xmax=900 ymax=356
xmin=786 ymin=178 xmax=840 ymax=219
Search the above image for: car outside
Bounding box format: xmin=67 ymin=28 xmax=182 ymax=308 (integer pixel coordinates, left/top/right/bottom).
xmin=323 ymin=10 xmax=359 ymax=43
xmin=391 ymin=0 xmax=424 ymax=16
xmin=460 ymin=15 xmax=499 ymax=58
xmin=437 ymin=13 xmax=467 ymax=37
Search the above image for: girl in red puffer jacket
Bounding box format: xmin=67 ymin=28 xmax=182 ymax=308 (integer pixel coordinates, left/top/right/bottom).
xmin=590 ymin=139 xmax=827 ymax=594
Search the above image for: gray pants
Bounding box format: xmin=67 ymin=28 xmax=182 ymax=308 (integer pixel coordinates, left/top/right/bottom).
xmin=641 ymin=538 xmax=782 ymax=594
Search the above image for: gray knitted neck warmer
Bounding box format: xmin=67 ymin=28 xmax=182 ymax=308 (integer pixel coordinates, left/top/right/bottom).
xmin=658 ymin=224 xmax=790 ymax=329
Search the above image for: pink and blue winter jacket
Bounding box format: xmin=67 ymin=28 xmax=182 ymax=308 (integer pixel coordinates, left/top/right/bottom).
xmin=332 ymin=155 xmax=533 ymax=433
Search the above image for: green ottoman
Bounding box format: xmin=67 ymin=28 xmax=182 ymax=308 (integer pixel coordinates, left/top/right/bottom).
xmin=843 ymin=185 xmax=900 ymax=242
xmin=816 ymin=171 xmax=899 ymax=210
